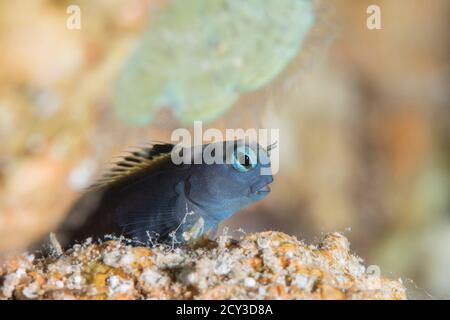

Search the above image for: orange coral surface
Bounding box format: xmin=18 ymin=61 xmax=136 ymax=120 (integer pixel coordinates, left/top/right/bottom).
xmin=0 ymin=232 xmax=406 ymax=300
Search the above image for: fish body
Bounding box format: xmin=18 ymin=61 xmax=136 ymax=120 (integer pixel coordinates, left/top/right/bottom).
xmin=56 ymin=141 xmax=273 ymax=246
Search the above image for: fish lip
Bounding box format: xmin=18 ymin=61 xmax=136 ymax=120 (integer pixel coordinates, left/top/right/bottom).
xmin=255 ymin=185 xmax=271 ymax=195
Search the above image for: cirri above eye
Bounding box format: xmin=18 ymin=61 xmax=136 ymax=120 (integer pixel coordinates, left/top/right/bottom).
xmin=231 ymin=146 xmax=257 ymax=172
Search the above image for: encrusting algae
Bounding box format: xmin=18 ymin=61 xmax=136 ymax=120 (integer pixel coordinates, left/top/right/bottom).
xmin=0 ymin=231 xmax=406 ymax=300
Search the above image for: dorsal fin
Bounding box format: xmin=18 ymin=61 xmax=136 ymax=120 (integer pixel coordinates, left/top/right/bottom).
xmin=89 ymin=143 xmax=175 ymax=191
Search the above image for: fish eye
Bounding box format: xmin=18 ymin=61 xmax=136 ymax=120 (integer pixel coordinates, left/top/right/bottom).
xmin=231 ymin=146 xmax=257 ymax=172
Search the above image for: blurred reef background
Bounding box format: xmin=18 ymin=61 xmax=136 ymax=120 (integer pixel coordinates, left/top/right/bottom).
xmin=0 ymin=0 xmax=449 ymax=298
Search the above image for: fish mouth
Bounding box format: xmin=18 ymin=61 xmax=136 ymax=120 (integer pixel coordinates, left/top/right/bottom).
xmin=255 ymin=185 xmax=271 ymax=195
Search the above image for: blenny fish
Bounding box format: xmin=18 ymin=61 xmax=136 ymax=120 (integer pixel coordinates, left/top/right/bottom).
xmin=54 ymin=140 xmax=274 ymax=246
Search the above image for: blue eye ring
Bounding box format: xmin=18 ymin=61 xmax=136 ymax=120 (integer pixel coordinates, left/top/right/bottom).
xmin=231 ymin=146 xmax=257 ymax=172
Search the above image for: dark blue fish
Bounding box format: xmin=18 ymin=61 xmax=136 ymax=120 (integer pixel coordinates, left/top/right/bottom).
xmin=55 ymin=140 xmax=274 ymax=246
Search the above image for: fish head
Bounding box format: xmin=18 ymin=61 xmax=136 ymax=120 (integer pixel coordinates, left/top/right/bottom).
xmin=186 ymin=140 xmax=273 ymax=215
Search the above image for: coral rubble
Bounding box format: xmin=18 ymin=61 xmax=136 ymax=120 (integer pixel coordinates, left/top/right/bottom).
xmin=0 ymin=231 xmax=406 ymax=300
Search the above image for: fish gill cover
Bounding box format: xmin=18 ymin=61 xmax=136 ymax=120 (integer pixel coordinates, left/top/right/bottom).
xmin=113 ymin=0 xmax=315 ymax=125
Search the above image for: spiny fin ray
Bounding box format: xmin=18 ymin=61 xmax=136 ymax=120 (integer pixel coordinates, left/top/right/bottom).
xmin=89 ymin=143 xmax=175 ymax=191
